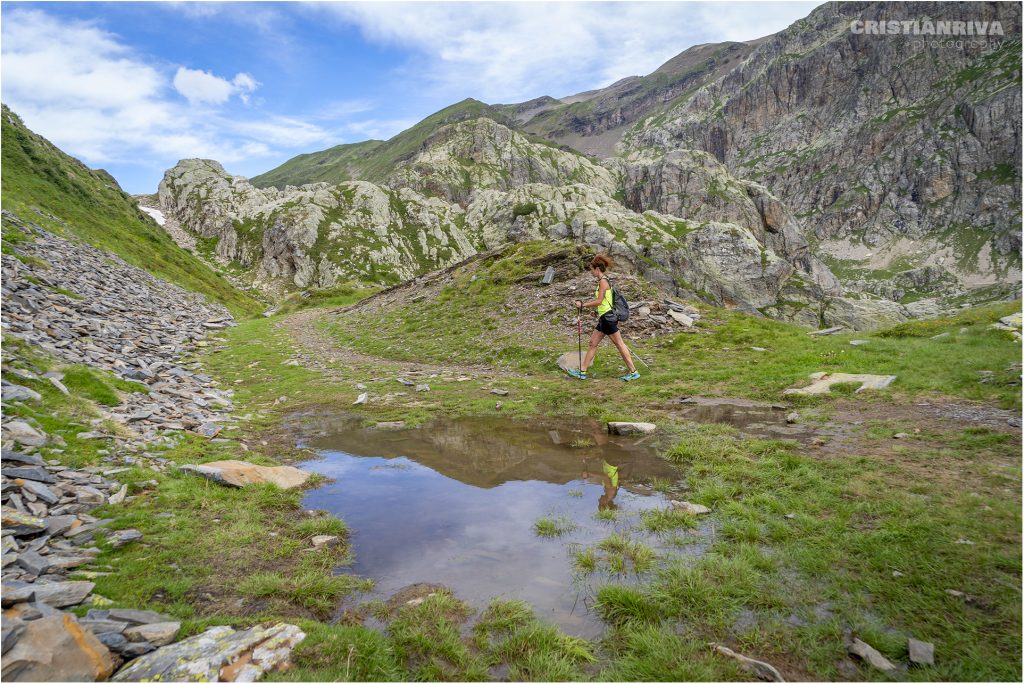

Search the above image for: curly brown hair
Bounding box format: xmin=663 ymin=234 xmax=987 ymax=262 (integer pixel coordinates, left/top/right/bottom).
xmin=590 ymin=254 xmax=613 ymax=272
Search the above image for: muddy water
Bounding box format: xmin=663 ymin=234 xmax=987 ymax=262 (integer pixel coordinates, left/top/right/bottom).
xmin=301 ymin=416 xmax=692 ymax=637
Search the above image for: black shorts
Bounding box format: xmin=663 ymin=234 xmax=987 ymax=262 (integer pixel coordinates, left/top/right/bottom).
xmin=596 ymin=314 xmax=619 ymax=335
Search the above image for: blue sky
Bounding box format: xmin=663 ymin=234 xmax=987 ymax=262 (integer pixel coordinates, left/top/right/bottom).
xmin=2 ymin=1 xmax=820 ymax=194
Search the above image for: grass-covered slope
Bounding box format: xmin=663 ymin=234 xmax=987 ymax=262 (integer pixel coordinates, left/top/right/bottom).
xmin=0 ymin=105 xmax=262 ymax=317
xmin=251 ymin=99 xmax=516 ymax=189
xmin=323 ymin=241 xmax=1023 ymax=411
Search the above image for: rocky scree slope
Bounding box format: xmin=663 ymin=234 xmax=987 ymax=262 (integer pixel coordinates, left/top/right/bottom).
xmin=1 ymin=211 xmax=309 ymax=680
xmin=0 ymin=105 xmax=260 ymax=317
xmin=160 ymin=115 xmax=913 ymax=329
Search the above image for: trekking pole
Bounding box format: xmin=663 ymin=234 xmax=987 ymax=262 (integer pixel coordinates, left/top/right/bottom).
xmin=621 ymin=338 xmax=651 ymax=370
xmin=577 ymin=304 xmax=583 ymax=373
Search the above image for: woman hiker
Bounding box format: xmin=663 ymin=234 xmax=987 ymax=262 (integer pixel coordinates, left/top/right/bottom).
xmin=569 ymin=254 xmax=640 ymax=381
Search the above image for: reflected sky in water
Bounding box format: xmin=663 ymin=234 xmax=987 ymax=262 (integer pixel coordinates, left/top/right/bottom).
xmin=301 ymin=416 xmax=693 ymax=637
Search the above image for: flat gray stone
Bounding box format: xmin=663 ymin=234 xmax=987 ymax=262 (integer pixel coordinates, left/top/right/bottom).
xmin=15 ymin=550 xmax=49 ymax=576
xmin=2 ymin=466 xmax=56 ymax=483
xmin=29 ymin=580 xmax=94 ymax=607
xmin=80 ymin=619 xmax=129 ymax=636
xmin=44 ymin=515 xmax=79 ymax=536
xmin=1 ymin=385 xmax=41 ymax=402
xmin=1 ymin=584 xmax=35 ymax=607
xmin=107 ymin=529 xmax=143 ymax=548
xmin=849 ymin=637 xmax=897 ymax=672
xmin=96 ymin=632 xmax=129 ymax=652
xmin=908 ymin=638 xmax=934 ymax=666
xmin=20 ymin=480 xmax=59 ymax=505
xmin=107 ymin=608 xmax=174 ymax=625
xmin=124 ymin=621 xmax=180 ymax=647
xmin=1 ymin=450 xmax=45 ymax=467
xmin=3 ymin=421 xmax=47 ymax=447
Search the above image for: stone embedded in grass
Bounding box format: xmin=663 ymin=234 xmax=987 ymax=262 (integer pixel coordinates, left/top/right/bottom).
xmin=670 ymin=500 xmax=711 ymax=515
xmin=786 ymin=412 xmax=799 ymax=424
xmin=849 ymin=339 xmax=869 ymax=345
xmin=783 ymin=372 xmax=897 ymax=396
xmin=108 ymin=485 xmax=128 ymax=505
xmin=848 ymin=637 xmax=897 ymax=672
xmin=196 ymin=422 xmax=221 ymax=439
xmin=807 ymin=326 xmax=844 ymax=336
xmin=179 ymin=460 xmax=310 ymax=490
xmin=490 ymin=388 xmax=509 ymax=396
xmin=397 ymin=377 xmax=415 ymax=386
xmin=3 ymin=421 xmax=48 ymax=447
xmin=607 ymin=421 xmax=656 ymax=435
xmin=311 ymin=535 xmax=339 ymax=549
xmin=908 ymin=638 xmax=935 ymax=666
xmin=415 ymin=384 xmax=430 ymax=392
xmin=668 ymin=310 xmax=694 ymax=327
xmin=709 ymin=643 xmax=784 ymax=682
xmin=107 ymin=529 xmax=143 ymax=548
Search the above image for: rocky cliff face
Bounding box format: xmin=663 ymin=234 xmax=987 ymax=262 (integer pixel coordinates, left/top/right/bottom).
xmin=619 ymin=1 xmax=1022 ymax=299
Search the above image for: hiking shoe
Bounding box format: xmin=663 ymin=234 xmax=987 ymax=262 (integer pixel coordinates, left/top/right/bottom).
xmin=567 ymin=368 xmax=587 ymax=380
xmin=620 ymin=371 xmax=641 ymax=382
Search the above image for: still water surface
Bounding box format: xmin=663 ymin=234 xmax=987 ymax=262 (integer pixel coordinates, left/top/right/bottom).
xmin=301 ymin=415 xmax=691 ymax=636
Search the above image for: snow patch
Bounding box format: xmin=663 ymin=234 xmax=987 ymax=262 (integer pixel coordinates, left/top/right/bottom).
xmin=139 ymin=205 xmax=166 ymax=226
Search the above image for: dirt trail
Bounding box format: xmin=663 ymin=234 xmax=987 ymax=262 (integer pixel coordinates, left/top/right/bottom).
xmin=277 ymin=308 xmax=508 ymax=381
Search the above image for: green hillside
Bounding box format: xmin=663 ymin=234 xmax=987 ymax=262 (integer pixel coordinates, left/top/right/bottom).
xmin=0 ymin=105 xmax=262 ymax=317
xmin=251 ymin=99 xmax=516 ymax=189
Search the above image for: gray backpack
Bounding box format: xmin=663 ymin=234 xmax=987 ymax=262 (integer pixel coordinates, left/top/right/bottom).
xmin=605 ymin=278 xmax=630 ymax=322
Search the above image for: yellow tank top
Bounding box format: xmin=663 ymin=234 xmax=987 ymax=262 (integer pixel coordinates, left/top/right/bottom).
xmin=595 ymin=277 xmax=613 ymax=316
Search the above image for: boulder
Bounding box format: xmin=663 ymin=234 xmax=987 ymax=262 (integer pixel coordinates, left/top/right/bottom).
xmin=607 ymin=421 xmax=657 ymax=435
xmin=1 ymin=613 xmax=115 ymax=681
xmin=179 ymin=460 xmax=310 ymax=489
xmin=112 ymin=622 xmax=305 ymax=682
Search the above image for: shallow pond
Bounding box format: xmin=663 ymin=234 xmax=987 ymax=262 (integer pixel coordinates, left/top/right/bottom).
xmin=300 ymin=415 xmax=698 ymax=637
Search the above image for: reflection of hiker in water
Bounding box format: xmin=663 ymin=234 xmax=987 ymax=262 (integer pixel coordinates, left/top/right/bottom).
xmin=582 ymin=459 xmax=620 ymax=511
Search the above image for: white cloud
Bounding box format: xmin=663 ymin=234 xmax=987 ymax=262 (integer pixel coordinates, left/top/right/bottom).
xmin=0 ymin=9 xmax=335 ymax=189
xmin=316 ymin=2 xmax=821 ymax=102
xmin=172 ymin=67 xmax=259 ymax=105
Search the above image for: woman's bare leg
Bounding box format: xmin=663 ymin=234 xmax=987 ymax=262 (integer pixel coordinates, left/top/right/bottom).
xmin=609 ymin=332 xmax=637 ymax=373
xmin=581 ymin=330 xmax=604 ymax=372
